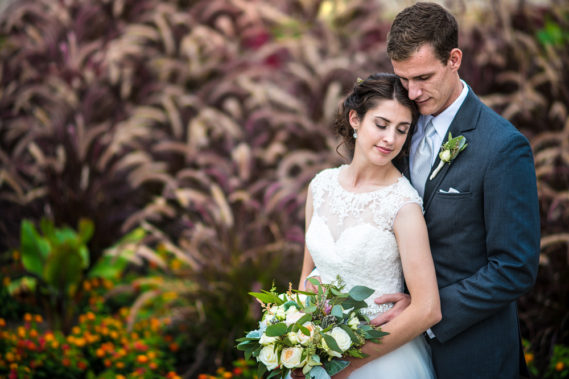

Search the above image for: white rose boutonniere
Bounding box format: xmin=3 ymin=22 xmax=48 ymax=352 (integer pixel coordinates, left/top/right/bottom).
xmin=430 ymin=132 xmax=468 ymax=180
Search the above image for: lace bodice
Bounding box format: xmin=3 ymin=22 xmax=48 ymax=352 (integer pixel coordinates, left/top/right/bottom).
xmin=306 ymin=165 xmax=422 ymax=318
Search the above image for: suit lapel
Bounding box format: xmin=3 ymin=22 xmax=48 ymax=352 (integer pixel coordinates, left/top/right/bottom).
xmin=422 ymin=89 xmax=481 ymax=211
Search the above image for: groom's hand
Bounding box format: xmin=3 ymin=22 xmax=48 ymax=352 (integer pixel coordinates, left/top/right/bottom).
xmin=370 ymin=293 xmax=411 ymax=326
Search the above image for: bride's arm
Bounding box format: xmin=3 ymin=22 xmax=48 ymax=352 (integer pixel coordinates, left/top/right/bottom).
xmin=299 ymin=186 xmax=317 ymax=291
xmin=335 ymin=202 xmax=441 ymax=377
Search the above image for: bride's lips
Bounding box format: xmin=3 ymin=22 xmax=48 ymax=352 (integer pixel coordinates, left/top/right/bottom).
xmin=375 ymin=145 xmax=393 ymax=154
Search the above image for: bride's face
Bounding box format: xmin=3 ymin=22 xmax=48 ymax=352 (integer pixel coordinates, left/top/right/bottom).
xmin=350 ymin=99 xmax=412 ymax=166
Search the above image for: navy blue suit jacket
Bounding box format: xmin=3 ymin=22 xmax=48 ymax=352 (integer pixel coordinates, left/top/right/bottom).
xmin=398 ymin=87 xmax=540 ymax=378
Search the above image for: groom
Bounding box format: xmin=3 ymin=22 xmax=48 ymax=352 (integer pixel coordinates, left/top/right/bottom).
xmin=374 ymin=2 xmax=541 ymax=378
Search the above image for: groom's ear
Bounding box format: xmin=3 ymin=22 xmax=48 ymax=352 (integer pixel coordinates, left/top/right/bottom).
xmin=448 ymin=48 xmax=462 ymax=71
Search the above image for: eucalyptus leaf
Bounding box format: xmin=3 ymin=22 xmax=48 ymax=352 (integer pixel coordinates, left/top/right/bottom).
xmin=331 ymin=305 xmax=343 ymax=318
xmin=348 ymin=286 xmax=374 ymax=301
xmin=308 ymin=366 xmax=331 ymax=379
xmin=265 ymin=322 xmax=287 ymax=337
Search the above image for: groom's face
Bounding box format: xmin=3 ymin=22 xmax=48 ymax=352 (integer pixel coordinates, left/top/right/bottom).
xmin=391 ymin=43 xmax=461 ymax=116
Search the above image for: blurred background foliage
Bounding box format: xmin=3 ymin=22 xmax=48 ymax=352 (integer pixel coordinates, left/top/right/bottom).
xmin=0 ymin=0 xmax=567 ymax=377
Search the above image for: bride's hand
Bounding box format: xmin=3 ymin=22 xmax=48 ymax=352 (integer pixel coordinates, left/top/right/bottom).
xmin=305 ymin=275 xmax=322 ymax=293
xmin=370 ymin=292 xmax=411 ymax=326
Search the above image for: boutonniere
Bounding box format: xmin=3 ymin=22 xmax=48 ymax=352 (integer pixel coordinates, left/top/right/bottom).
xmin=429 ymin=132 xmax=468 ymax=180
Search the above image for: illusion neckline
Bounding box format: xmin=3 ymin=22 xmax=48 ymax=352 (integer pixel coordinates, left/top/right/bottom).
xmin=336 ymin=165 xmax=405 ymax=195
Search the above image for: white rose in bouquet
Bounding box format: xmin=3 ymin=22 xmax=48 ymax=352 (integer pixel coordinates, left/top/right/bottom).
xmin=331 ymin=327 xmax=353 ymax=352
xmin=297 ymin=322 xmax=316 ymax=345
xmin=287 ymin=331 xmax=299 ymax=344
xmin=258 ymin=344 xmax=279 ymax=370
xmin=259 ymin=333 xmax=279 ymax=345
xmin=348 ymin=313 xmax=360 ymax=330
xmin=285 ymin=307 xmax=305 ymax=326
xmin=323 ymin=327 xmax=352 ymax=357
xmin=281 ymin=346 xmax=304 ymax=369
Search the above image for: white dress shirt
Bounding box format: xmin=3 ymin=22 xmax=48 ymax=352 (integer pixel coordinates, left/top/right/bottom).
xmin=410 ymin=80 xmax=469 ymax=171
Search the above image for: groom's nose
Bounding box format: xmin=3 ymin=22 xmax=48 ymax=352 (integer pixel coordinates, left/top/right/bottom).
xmin=407 ymin=81 xmax=423 ymax=100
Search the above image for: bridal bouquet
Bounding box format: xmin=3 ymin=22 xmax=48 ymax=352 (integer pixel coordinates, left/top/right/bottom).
xmin=236 ymin=277 xmax=388 ymax=379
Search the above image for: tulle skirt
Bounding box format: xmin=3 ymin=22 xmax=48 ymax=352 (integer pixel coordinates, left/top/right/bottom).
xmin=348 ymin=335 xmax=435 ymax=379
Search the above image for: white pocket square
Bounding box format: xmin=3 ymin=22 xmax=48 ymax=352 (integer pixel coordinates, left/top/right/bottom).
xmin=439 ymin=187 xmax=460 ymax=194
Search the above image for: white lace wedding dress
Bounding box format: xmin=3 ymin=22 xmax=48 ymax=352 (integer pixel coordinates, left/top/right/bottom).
xmin=306 ymin=166 xmax=435 ymax=378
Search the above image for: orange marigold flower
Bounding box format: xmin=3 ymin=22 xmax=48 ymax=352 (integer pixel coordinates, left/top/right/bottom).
xmin=17 ymin=327 xmax=26 ymax=338
xmin=62 ymin=358 xmax=71 ymax=367
xmin=137 ymin=355 xmax=149 ymax=364
xmin=5 ymin=352 xmax=15 ymax=362
xmin=0 ymin=318 xmax=6 ymax=327
xmin=169 ymin=342 xmax=179 ymax=352
xmin=72 ymin=326 xmax=81 ymax=335
xmin=197 ymin=375 xmax=208 ymax=379
xmin=525 ymin=353 xmax=534 ymax=364
xmin=29 ymin=330 xmax=38 ymax=339
xmin=149 ymin=362 xmax=158 ymax=370
xmin=34 ymin=315 xmax=43 ymax=323
xmin=10 ymin=362 xmax=18 ymax=370
xmin=77 ymin=361 xmax=87 ymax=370
xmin=147 ymin=351 xmax=156 ymax=359
xmin=86 ymin=312 xmax=96 ymax=321
xmin=104 ymin=359 xmax=112 ymax=367
xmin=233 ymin=367 xmax=243 ymax=375
xmin=24 ymin=313 xmax=32 ymax=322
xmin=51 ymin=341 xmax=59 ymax=349
xmin=96 ymin=348 xmax=105 ymax=358
xmin=116 ymin=362 xmax=125 ymax=369
xmin=223 ymin=373 xmax=232 ymax=378
xmin=83 ymin=281 xmax=92 ymax=291
xmin=116 ymin=375 xmax=126 ymax=379
xmin=556 ymin=362 xmax=566 ymax=371
xmin=74 ymin=338 xmax=86 ymax=348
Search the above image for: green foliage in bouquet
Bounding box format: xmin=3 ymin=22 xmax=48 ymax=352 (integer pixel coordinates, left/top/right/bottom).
xmin=236 ymin=277 xmax=388 ymax=379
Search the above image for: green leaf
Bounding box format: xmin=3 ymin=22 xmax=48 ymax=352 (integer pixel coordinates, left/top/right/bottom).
xmin=322 ymin=334 xmax=342 ymax=354
xmin=303 ymin=305 xmax=317 ymax=314
xmin=365 ymin=328 xmax=389 ymax=339
xmin=88 ymin=253 xmax=129 ymax=279
xmin=7 ymin=276 xmax=37 ymax=295
xmin=43 ymin=244 xmax=83 ymax=293
xmin=308 ymin=366 xmax=331 ymax=379
xmin=331 ymin=305 xmax=343 ymax=318
xmin=267 ymin=368 xmax=283 ymax=378
xmin=249 ymin=291 xmax=283 ymax=305
xmin=323 ymin=359 xmax=350 ymax=376
xmin=348 ymin=286 xmax=374 ymax=301
xmin=20 ymin=220 xmax=50 ymax=277
xmin=78 ymin=218 xmax=94 ymax=243
xmin=338 ymin=324 xmax=358 ymax=343
xmin=265 ymin=323 xmax=287 ymax=337
xmin=341 ymin=298 xmax=368 ymax=310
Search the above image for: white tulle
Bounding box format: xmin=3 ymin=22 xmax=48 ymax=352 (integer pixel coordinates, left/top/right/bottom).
xmin=306 ymin=166 xmax=435 ymax=378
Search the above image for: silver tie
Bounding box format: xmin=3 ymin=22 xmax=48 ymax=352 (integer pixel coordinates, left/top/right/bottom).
xmin=411 ymin=120 xmax=436 ymax=197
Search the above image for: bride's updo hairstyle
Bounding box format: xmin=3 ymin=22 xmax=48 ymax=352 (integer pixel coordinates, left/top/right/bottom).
xmin=334 ymin=73 xmax=419 ymax=158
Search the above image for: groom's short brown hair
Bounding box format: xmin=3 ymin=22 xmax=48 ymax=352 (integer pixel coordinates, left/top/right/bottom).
xmin=387 ymin=2 xmax=458 ymax=64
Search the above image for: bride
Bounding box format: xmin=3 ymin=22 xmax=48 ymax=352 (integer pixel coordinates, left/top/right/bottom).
xmin=297 ymin=73 xmax=441 ymax=378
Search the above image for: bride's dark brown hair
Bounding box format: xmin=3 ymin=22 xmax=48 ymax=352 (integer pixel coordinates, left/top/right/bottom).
xmin=334 ymin=73 xmax=419 ymax=159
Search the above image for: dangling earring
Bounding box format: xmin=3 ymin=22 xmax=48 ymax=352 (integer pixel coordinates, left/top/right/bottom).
xmin=353 ymin=130 xmax=358 ymax=139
